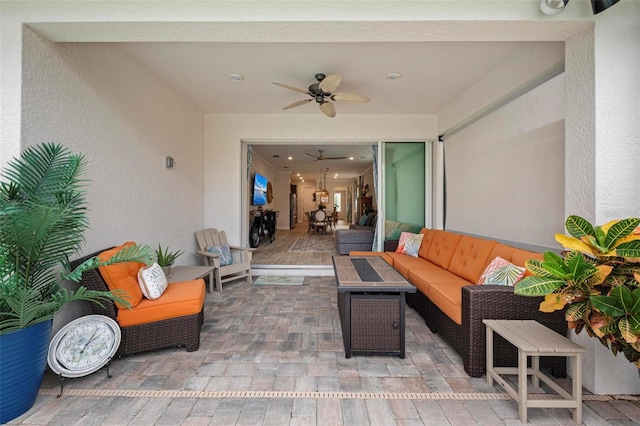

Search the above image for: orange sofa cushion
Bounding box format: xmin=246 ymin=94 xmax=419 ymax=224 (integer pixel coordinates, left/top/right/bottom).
xmin=426 ymin=231 xmax=463 ymax=269
xmin=117 ymin=279 xmax=206 ymax=327
xmin=418 ymin=228 xmax=438 ymax=259
xmin=511 ymin=249 xmax=544 ymax=276
xmin=447 ymin=236 xmax=497 ymax=283
xmin=427 ymin=280 xmax=470 ymax=326
xmin=406 ymin=262 xmax=461 ymax=295
xmin=387 ymin=252 xmax=431 ymax=278
xmin=349 ymin=251 xmax=394 ymax=266
xmin=98 ymin=242 xmax=145 ymax=309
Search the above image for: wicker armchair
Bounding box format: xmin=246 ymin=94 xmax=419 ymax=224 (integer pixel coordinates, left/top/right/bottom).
xmin=70 ymin=249 xmax=204 ymax=357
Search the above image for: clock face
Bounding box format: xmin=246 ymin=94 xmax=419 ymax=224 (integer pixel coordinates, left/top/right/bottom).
xmin=48 ymin=315 xmax=121 ymax=378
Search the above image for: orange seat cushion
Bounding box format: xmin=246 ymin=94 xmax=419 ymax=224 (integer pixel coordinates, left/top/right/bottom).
xmin=426 ymin=231 xmax=463 ymax=269
xmin=447 ymin=236 xmax=497 ymax=283
xmin=117 ymin=279 xmax=205 ymax=327
xmin=428 ymin=280 xmax=470 ymax=325
xmin=98 ymin=242 xmax=145 ymax=309
xmin=348 ymin=251 xmax=394 ymax=266
xmin=386 ymin=252 xmax=431 ymax=278
xmin=405 ymin=262 xmax=456 ymax=294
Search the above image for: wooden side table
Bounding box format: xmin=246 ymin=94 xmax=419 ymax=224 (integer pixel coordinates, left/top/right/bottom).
xmin=483 ymin=319 xmax=585 ymax=424
xmin=168 ymin=265 xmax=216 ymax=293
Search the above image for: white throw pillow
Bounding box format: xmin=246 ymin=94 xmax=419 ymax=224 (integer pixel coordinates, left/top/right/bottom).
xmin=137 ymin=263 xmax=169 ymax=300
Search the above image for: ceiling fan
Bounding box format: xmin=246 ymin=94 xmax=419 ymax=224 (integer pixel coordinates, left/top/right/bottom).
xmin=305 ymin=149 xmax=347 ymax=162
xmin=273 ymin=73 xmax=370 ymax=118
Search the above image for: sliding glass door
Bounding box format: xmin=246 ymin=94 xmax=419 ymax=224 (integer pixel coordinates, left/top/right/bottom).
xmin=381 ymin=142 xmax=431 ymax=242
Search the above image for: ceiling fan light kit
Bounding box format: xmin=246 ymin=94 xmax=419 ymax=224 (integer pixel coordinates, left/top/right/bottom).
xmin=273 ymin=73 xmax=370 ymax=117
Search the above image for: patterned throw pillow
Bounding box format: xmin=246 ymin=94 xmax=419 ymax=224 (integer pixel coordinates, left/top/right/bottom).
xmin=395 ymin=232 xmax=424 ymax=257
xmin=206 ymin=244 xmax=234 ymax=266
xmin=137 ymin=263 xmax=168 ymax=300
xmin=478 ymin=256 xmax=526 ymax=286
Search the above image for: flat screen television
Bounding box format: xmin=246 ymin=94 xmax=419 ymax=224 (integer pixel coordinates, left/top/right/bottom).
xmin=252 ymin=173 xmax=268 ymax=205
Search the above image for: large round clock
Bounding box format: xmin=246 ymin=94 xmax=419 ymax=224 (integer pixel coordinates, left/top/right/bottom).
xmin=47 ymin=315 xmax=121 ymax=378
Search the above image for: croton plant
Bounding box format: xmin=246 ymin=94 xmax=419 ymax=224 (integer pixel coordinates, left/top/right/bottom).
xmin=514 ymin=215 xmax=640 ymax=368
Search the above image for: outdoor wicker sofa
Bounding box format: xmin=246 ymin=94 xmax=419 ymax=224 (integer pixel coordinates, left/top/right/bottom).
xmin=351 ymin=229 xmax=567 ymax=378
xmin=70 ymin=246 xmax=205 ymax=356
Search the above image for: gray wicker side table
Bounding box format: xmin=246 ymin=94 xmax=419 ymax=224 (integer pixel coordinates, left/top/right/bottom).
xmin=332 ymin=256 xmax=416 ymax=358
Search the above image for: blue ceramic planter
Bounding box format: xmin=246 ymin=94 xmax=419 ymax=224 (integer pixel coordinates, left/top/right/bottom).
xmin=0 ymin=319 xmax=52 ymax=423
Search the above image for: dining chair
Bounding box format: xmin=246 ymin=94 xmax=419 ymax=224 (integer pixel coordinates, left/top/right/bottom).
xmin=313 ymin=209 xmax=328 ymax=234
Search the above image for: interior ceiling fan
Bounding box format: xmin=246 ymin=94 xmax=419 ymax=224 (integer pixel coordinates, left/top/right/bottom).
xmin=273 ymin=73 xmax=370 ymax=118
xmin=306 ymin=149 xmax=346 ymax=162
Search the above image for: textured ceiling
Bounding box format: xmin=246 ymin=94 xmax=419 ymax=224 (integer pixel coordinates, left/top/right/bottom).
xmin=26 ymin=7 xmax=575 ymax=182
xmin=118 ymin=41 xmax=539 ymax=115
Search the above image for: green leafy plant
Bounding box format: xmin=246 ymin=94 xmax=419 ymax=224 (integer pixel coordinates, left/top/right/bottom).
xmin=0 ymin=143 xmax=153 ymax=335
xmin=514 ymin=215 xmax=640 ymax=367
xmin=155 ymin=244 xmax=184 ymax=267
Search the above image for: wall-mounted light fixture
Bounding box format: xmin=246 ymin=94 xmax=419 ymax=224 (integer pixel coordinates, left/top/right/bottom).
xmin=540 ymin=0 xmax=569 ymax=15
xmin=166 ymin=156 xmax=175 ymax=168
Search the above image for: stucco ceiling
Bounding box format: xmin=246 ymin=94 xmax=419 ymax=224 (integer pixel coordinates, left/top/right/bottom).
xmin=118 ymin=41 xmax=539 ymax=116
xmin=115 ymin=40 xmax=562 ymax=181
xmin=28 ymin=12 xmax=573 ymax=182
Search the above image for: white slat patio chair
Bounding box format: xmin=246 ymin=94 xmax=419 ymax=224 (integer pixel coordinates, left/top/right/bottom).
xmin=194 ymin=228 xmax=254 ymax=292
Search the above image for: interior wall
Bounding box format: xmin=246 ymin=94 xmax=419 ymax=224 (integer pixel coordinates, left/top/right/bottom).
xmin=204 ymin=114 xmax=437 ymax=245
xmin=248 ymin=151 xmax=278 ymax=211
xmin=21 ymin=29 xmax=205 ymax=263
xmin=444 ymin=74 xmax=564 ymax=248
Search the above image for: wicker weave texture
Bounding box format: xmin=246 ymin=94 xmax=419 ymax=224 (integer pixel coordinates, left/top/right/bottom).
xmin=71 ymin=249 xmax=204 ymax=357
xmin=404 ymin=284 xmax=567 ymax=378
xmin=350 ymin=297 xmax=400 ymax=352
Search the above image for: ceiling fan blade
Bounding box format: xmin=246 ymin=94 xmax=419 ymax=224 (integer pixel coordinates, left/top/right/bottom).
xmin=305 ymin=152 xmax=320 ymax=159
xmin=324 ymin=156 xmax=348 ymax=160
xmin=331 ymin=92 xmax=370 ymax=103
xmin=273 ymin=82 xmax=311 ymax=94
xmin=319 ymin=102 xmax=336 ymax=118
xmin=319 ymin=74 xmax=341 ymax=93
xmin=282 ymin=99 xmax=312 ymax=110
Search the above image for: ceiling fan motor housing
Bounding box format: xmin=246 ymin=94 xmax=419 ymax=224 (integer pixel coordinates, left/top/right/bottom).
xmin=309 ymin=83 xmax=331 ymax=103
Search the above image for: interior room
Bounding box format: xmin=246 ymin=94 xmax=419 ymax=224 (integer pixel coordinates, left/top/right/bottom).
xmin=2 ymin=0 xmax=639 ymax=424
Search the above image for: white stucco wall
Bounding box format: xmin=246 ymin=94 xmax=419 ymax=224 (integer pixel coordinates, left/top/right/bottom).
xmin=21 ymin=29 xmax=205 ymax=264
xmin=204 ymin=114 xmax=437 ymax=246
xmin=564 ymin=1 xmax=640 ymax=395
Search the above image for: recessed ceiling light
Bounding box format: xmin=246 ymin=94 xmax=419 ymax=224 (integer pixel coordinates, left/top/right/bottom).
xmin=288 ymin=156 xmax=293 ymax=160
xmin=229 ymin=73 xmax=244 ymax=81
xmin=296 ymin=173 xmax=300 ymax=176
xmin=349 ymin=156 xmax=354 ymax=160
xmin=386 ymin=72 xmax=401 ymax=81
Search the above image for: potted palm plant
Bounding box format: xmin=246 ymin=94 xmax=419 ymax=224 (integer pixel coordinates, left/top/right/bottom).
xmin=0 ymin=143 xmax=152 ymax=423
xmin=155 ymin=244 xmax=184 ymax=278
xmin=514 ymin=215 xmax=640 ymax=368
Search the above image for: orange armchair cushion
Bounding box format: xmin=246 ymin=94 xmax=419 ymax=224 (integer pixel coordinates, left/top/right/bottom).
xmin=117 ymin=279 xmax=206 ymax=327
xmin=98 ymin=242 xmax=145 ymax=309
